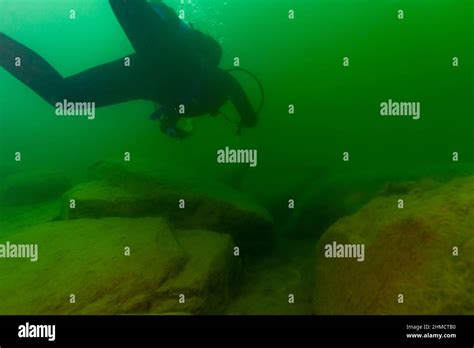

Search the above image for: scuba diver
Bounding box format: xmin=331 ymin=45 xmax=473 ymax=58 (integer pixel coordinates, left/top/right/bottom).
xmin=0 ymin=0 xmax=258 ymax=138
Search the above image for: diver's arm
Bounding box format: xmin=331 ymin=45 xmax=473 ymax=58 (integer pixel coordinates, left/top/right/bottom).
xmin=227 ymin=74 xmax=258 ymax=127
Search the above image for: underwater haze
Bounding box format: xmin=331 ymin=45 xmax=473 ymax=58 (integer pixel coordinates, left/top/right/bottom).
xmin=0 ymin=0 xmax=473 ymax=315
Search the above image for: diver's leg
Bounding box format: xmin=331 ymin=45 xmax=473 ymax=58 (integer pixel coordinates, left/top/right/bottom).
xmin=0 ymin=33 xmax=65 ymax=106
xmin=0 ymin=33 xmax=149 ymax=107
xmin=62 ymin=55 xmax=150 ymax=107
xmin=108 ymin=0 xmax=177 ymax=64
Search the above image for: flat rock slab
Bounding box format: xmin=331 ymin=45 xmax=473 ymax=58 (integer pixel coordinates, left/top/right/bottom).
xmin=0 ymin=217 xmax=236 ymax=314
xmin=61 ymin=161 xmax=275 ymax=253
xmin=314 ymin=176 xmax=474 ymax=314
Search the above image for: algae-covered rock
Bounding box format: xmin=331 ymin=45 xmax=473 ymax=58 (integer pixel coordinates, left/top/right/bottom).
xmin=287 ymin=175 xmax=382 ymax=239
xmin=288 ymin=168 xmax=458 ymax=239
xmin=152 ymin=229 xmax=237 ymax=313
xmin=313 ymin=176 xmax=474 ymax=315
xmin=0 ymin=171 xmax=71 ymax=205
xmin=0 ymin=217 xmax=236 ymax=314
xmin=61 ymin=161 xmax=275 ymax=253
xmin=61 ymin=181 xmax=158 ymax=218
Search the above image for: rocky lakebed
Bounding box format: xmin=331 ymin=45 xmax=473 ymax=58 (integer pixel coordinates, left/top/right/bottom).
xmin=0 ymin=161 xmax=472 ymax=315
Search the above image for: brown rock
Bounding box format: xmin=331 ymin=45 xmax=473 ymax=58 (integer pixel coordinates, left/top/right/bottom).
xmin=314 ymin=176 xmax=474 ymax=314
xmin=0 ymin=218 xmax=236 ymax=314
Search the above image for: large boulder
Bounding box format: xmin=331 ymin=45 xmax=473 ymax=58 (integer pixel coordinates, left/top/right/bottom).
xmin=288 ymin=165 xmax=474 ymax=239
xmin=0 ymin=171 xmax=71 ymax=205
xmin=286 ymin=176 xmax=380 ymax=239
xmin=0 ymin=217 xmax=237 ymax=314
xmin=152 ymin=229 xmax=238 ymax=313
xmin=313 ymin=176 xmax=474 ymax=314
xmin=60 ymin=161 xmax=275 ymax=253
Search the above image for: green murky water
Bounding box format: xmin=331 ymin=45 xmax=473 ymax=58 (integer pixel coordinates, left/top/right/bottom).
xmin=0 ymin=0 xmax=473 ymax=315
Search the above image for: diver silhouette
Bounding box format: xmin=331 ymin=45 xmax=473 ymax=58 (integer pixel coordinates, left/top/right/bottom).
xmin=0 ymin=0 xmax=258 ymax=138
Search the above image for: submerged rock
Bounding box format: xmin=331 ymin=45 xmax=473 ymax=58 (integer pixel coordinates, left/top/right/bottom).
xmin=0 ymin=217 xmax=236 ymax=314
xmin=286 ymin=175 xmax=382 ymax=239
xmin=288 ymin=166 xmax=469 ymax=239
xmin=313 ymin=176 xmax=474 ymax=314
xmin=152 ymin=229 xmax=237 ymax=313
xmin=61 ymin=161 xmax=275 ymax=253
xmin=0 ymin=171 xmax=71 ymax=205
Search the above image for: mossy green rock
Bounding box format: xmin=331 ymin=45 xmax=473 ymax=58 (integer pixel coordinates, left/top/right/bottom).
xmin=314 ymin=176 xmax=474 ymax=314
xmin=0 ymin=171 xmax=71 ymax=205
xmin=61 ymin=161 xmax=275 ymax=253
xmin=0 ymin=217 xmax=236 ymax=314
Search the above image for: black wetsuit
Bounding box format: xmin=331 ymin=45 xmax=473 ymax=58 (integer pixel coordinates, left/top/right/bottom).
xmin=0 ymin=0 xmax=257 ymax=135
